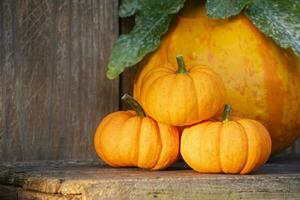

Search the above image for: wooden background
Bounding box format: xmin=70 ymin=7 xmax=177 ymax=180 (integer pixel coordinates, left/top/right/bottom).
xmin=0 ymin=0 xmax=299 ymax=163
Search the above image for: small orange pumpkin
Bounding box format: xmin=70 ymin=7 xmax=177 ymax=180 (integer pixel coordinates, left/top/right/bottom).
xmin=94 ymin=94 xmax=179 ymax=170
xmin=137 ymin=55 xmax=225 ymax=126
xmin=181 ymin=105 xmax=272 ymax=174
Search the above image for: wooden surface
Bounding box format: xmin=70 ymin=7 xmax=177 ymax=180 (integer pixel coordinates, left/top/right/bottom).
xmin=0 ymin=159 xmax=299 ymax=199
xmin=0 ymin=0 xmax=119 ymax=163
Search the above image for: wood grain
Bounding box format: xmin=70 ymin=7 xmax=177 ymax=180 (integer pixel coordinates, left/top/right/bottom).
xmin=0 ymin=0 xmax=119 ymax=163
xmin=0 ymin=160 xmax=299 ymax=199
xmin=0 ymin=185 xmax=18 ymax=200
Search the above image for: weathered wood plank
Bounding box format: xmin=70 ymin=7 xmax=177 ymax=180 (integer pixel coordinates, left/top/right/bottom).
xmin=20 ymin=0 xmax=55 ymax=161
xmin=18 ymin=189 xmax=81 ymax=200
xmin=1 ymin=0 xmax=23 ymax=162
xmin=0 ymin=0 xmax=119 ymax=163
xmin=83 ymin=182 xmax=300 ymax=200
xmin=0 ymin=160 xmax=299 ymax=200
xmin=0 ymin=185 xmax=18 ymax=200
xmin=47 ymin=0 xmax=68 ymax=161
xmin=0 ymin=0 xmax=4 ymax=163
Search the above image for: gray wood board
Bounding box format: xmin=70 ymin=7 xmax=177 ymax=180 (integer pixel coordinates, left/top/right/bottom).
xmin=0 ymin=185 xmax=18 ymax=200
xmin=0 ymin=0 xmax=119 ymax=162
xmin=0 ymin=160 xmax=299 ymax=199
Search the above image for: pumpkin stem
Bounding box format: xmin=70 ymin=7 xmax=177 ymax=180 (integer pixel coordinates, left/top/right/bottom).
xmin=121 ymin=94 xmax=145 ymax=117
xmin=176 ymin=55 xmax=187 ymax=74
xmin=222 ymin=104 xmax=232 ymax=123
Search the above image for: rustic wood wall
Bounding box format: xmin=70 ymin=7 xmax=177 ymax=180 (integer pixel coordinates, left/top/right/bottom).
xmin=0 ymin=0 xmax=119 ymax=163
xmin=0 ymin=0 xmax=299 ymax=164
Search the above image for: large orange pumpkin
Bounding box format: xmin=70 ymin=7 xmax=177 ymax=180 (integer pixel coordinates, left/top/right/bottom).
xmin=181 ymin=105 xmax=272 ymax=174
xmin=138 ymin=55 xmax=225 ymax=126
xmin=94 ymin=94 xmax=179 ymax=170
xmin=134 ymin=1 xmax=300 ymax=154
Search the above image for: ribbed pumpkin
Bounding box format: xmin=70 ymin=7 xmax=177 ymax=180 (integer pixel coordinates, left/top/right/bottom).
xmin=134 ymin=1 xmax=300 ymax=154
xmin=181 ymin=105 xmax=272 ymax=174
xmin=94 ymin=94 xmax=179 ymax=170
xmin=138 ymin=55 xmax=225 ymax=126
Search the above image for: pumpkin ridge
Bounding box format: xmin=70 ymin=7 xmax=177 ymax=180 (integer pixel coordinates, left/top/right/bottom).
xmin=140 ymin=73 xmax=166 ymax=113
xmin=138 ymin=68 xmax=170 ymax=105
xmin=192 ymin=70 xmax=223 ymax=120
xmin=197 ymin=122 xmax=212 ymax=172
xmin=168 ymin=75 xmax=177 ymax=125
xmin=137 ymin=117 xmax=162 ymax=168
xmin=186 ymin=72 xmax=200 ymax=120
xmin=143 ymin=73 xmax=174 ymax=96
xmin=98 ymin=112 xmax=132 ymax=167
xmin=179 ymin=75 xmax=189 ymax=124
xmin=151 ymin=121 xmax=164 ymax=169
xmin=119 ymin=115 xmax=136 ymax=166
xmin=147 ymin=74 xmax=175 ymax=122
xmin=216 ymin=122 xmax=223 ymax=173
xmin=168 ymin=126 xmax=180 ymax=167
xmin=235 ymin=120 xmax=249 ymax=174
xmin=155 ymin=125 xmax=180 ymax=169
xmin=141 ymin=69 xmax=168 ymax=88
xmin=247 ymin=119 xmax=272 ymax=171
xmin=219 ymin=121 xmax=248 ymax=173
xmin=95 ymin=113 xmax=118 ymax=167
xmin=238 ymin=119 xmax=263 ymax=174
xmin=134 ymin=117 xmax=144 ymax=166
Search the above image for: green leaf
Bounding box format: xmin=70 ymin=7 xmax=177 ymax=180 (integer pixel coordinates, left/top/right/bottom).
xmin=245 ymin=0 xmax=300 ymax=57
xmin=206 ymin=0 xmax=252 ymax=19
xmin=119 ymin=0 xmax=139 ymax=18
xmin=107 ymin=0 xmax=185 ymax=79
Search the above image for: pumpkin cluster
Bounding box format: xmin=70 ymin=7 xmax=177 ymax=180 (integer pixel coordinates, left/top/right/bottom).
xmin=92 ymin=1 xmax=300 ymax=174
xmin=134 ymin=3 xmax=300 ymax=155
xmin=94 ymin=54 xmax=272 ymax=174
